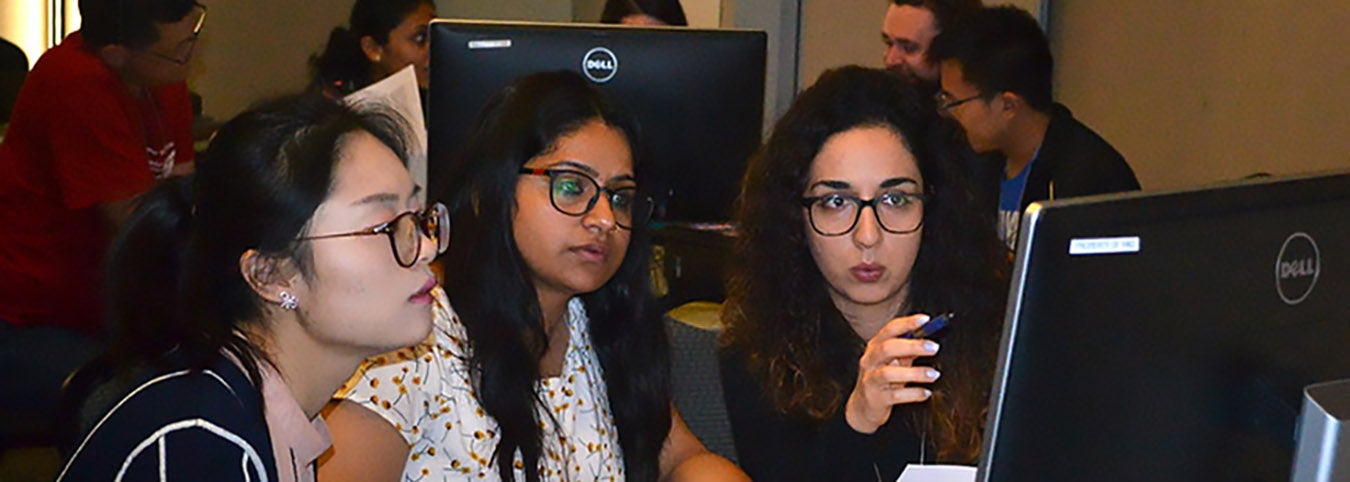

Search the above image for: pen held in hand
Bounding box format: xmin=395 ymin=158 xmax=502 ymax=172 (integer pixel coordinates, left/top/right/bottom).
xmin=901 ymin=312 xmax=952 ymax=339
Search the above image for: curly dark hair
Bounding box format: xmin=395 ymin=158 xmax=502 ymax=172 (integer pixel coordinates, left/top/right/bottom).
xmin=721 ymin=65 xmax=1009 ymax=463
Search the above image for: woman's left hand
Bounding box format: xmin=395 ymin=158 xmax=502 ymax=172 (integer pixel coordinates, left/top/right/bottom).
xmin=843 ymin=314 xmax=941 ymax=434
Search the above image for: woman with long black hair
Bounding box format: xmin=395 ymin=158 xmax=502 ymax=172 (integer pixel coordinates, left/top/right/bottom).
xmin=320 ymin=71 xmax=745 ymax=481
xmin=57 ymin=95 xmax=444 ymax=481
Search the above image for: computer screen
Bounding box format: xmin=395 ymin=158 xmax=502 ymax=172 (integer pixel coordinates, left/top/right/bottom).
xmin=427 ymin=20 xmax=766 ymax=222
xmin=980 ymin=171 xmax=1350 ymax=481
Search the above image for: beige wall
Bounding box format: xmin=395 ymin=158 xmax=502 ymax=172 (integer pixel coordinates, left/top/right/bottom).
xmin=191 ymin=0 xmax=351 ymax=121
xmin=190 ymin=0 xmax=578 ymax=121
xmin=684 ymin=0 xmax=723 ymax=27
xmin=798 ymin=0 xmax=885 ymax=88
xmin=1051 ymin=0 xmax=1350 ymax=190
xmin=723 ymin=0 xmax=800 ymax=124
xmin=574 ymin=0 xmax=607 ymax=22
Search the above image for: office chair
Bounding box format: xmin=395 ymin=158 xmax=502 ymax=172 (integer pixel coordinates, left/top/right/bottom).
xmin=666 ymin=302 xmax=738 ymax=462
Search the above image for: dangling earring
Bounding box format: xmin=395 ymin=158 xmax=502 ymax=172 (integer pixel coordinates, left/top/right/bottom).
xmin=279 ymin=291 xmax=299 ymax=311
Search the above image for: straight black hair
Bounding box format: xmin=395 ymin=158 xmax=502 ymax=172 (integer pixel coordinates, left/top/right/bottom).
xmin=440 ymin=70 xmax=669 ymax=482
xmin=106 ymin=94 xmax=409 ymax=391
xmin=928 ymin=5 xmax=1055 ymax=111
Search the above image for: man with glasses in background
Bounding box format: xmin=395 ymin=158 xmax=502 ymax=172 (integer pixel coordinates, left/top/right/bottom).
xmin=0 ymin=0 xmax=204 ymax=448
xmin=881 ymin=0 xmax=1004 ymax=243
xmin=929 ymin=5 xmax=1139 ymax=248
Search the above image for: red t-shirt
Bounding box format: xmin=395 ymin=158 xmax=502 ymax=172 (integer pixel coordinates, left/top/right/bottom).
xmin=0 ymin=32 xmax=195 ymax=335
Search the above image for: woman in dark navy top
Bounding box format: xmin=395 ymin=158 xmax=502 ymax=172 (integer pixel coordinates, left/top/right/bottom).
xmin=56 ymin=95 xmax=444 ymax=481
xmin=718 ymin=66 xmax=1010 ymax=481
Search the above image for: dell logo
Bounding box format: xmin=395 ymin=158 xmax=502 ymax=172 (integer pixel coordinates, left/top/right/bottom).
xmin=1279 ymin=259 xmax=1316 ymax=279
xmin=1275 ymin=232 xmax=1320 ymax=305
xmin=582 ymin=47 xmax=618 ymax=83
xmin=586 ymin=58 xmax=615 ymax=70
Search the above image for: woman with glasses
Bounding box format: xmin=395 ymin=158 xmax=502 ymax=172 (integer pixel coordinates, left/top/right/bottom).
xmin=320 ymin=71 xmax=745 ymax=481
xmin=312 ymin=0 xmax=436 ymax=97
xmin=717 ymin=66 xmax=1009 ymax=481
xmin=56 ymin=95 xmax=444 ymax=482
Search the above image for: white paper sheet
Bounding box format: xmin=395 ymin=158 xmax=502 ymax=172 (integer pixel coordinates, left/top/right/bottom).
xmin=895 ymin=464 xmax=977 ymax=482
xmin=343 ymin=65 xmax=428 ymax=202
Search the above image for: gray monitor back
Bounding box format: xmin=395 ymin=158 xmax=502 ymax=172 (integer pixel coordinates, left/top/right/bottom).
xmin=980 ymin=171 xmax=1350 ymax=481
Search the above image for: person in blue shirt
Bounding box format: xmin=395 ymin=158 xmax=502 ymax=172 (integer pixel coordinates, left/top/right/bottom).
xmin=930 ymin=6 xmax=1140 ymax=248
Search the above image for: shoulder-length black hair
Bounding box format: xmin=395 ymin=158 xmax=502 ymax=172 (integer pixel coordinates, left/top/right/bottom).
xmin=106 ymin=95 xmax=409 ymax=390
xmin=311 ymin=0 xmax=434 ymax=94
xmin=721 ymin=66 xmax=1009 ymax=463
xmin=439 ymin=70 xmax=669 ymax=482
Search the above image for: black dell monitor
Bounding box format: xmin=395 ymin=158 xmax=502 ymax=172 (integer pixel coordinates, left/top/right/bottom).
xmin=980 ymin=171 xmax=1350 ymax=481
xmin=427 ymin=20 xmax=766 ymax=223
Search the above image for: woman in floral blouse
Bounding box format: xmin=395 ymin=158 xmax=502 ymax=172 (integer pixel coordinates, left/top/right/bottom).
xmin=318 ymin=71 xmax=746 ymax=482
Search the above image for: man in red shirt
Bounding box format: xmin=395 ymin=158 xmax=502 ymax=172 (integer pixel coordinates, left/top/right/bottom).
xmin=0 ymin=0 xmax=203 ymax=445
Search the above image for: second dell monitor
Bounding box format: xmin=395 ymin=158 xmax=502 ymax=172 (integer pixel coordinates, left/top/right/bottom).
xmin=429 ymin=20 xmax=767 ymax=223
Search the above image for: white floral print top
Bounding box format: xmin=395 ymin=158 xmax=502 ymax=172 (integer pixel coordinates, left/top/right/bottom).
xmin=339 ymin=288 xmax=624 ymax=481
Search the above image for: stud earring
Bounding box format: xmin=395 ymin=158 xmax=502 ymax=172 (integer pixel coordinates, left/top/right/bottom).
xmin=279 ymin=291 xmax=299 ymax=311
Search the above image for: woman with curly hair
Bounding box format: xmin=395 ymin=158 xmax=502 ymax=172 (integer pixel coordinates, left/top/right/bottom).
xmin=718 ymin=65 xmax=1010 ymax=481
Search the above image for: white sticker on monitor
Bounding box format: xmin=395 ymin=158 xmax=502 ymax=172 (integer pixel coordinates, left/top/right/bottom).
xmin=1069 ymin=236 xmax=1140 ymax=256
xmin=468 ymin=39 xmax=512 ymax=49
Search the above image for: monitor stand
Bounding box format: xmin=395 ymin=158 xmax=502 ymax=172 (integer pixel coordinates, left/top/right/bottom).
xmin=1292 ymin=379 xmax=1350 ymax=481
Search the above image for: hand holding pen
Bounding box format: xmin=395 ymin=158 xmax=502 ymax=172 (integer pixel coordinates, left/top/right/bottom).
xmin=843 ymin=313 xmax=952 ymax=434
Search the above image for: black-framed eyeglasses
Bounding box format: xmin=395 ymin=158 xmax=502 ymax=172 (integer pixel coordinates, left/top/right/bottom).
xmin=142 ymin=3 xmax=207 ymax=65
xmin=935 ymin=91 xmax=984 ymax=115
xmin=518 ymin=168 xmax=653 ymax=230
xmin=296 ymin=202 xmax=450 ymax=268
xmin=799 ymin=192 xmax=926 ymax=236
